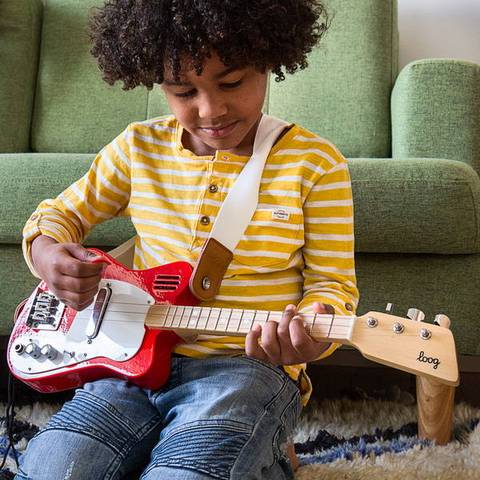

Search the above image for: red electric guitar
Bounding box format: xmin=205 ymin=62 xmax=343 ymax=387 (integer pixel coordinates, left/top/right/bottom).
xmin=8 ymin=249 xmax=459 ymax=393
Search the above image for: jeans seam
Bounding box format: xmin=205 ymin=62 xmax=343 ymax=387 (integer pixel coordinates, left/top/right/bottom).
xmin=103 ymin=415 xmax=164 ymax=480
xmin=141 ymin=461 xmax=227 ymax=480
xmin=76 ymin=389 xmax=140 ymax=438
xmin=159 ymin=418 xmax=252 ymax=445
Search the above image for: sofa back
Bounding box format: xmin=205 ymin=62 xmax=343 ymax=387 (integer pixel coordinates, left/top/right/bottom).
xmin=1 ymin=0 xmax=398 ymax=157
xmin=0 ymin=0 xmax=42 ymax=152
xmin=268 ymin=0 xmax=398 ymax=158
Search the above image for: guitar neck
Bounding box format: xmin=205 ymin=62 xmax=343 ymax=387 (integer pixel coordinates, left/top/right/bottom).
xmin=145 ymin=305 xmax=356 ymax=344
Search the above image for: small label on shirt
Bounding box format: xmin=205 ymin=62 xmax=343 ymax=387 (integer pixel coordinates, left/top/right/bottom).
xmin=272 ymin=209 xmax=290 ymax=221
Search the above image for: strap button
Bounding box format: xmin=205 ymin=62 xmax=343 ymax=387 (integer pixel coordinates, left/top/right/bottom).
xmin=200 ymin=215 xmax=210 ymax=226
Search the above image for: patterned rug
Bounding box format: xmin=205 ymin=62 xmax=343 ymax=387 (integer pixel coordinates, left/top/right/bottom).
xmin=1 ymin=389 xmax=479 ymax=480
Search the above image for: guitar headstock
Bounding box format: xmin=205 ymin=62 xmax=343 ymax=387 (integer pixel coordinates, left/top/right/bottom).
xmin=351 ymin=310 xmax=459 ymax=386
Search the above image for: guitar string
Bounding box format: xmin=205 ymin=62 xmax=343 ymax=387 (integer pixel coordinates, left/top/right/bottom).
xmin=60 ymin=304 xmax=355 ymax=339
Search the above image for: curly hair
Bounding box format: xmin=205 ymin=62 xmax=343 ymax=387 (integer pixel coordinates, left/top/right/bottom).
xmin=89 ymin=0 xmax=329 ymax=90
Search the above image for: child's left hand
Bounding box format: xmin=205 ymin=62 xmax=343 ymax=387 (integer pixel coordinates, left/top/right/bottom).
xmin=245 ymin=302 xmax=332 ymax=366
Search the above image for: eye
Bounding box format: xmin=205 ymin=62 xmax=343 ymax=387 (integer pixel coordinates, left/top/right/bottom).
xmin=174 ymin=89 xmax=196 ymax=98
xmin=221 ymin=80 xmax=242 ymax=89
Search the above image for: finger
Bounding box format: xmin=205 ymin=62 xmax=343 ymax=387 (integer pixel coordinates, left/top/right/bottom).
xmin=313 ymin=302 xmax=335 ymax=315
xmin=57 ymin=273 xmax=102 ymax=294
xmin=277 ymin=305 xmax=297 ymax=356
xmin=260 ymin=320 xmax=282 ymax=364
xmin=289 ymin=315 xmax=318 ymax=359
xmin=245 ymin=323 xmax=268 ymax=361
xmin=54 ymin=285 xmax=100 ymax=311
xmin=56 ymin=248 xmax=106 ymax=278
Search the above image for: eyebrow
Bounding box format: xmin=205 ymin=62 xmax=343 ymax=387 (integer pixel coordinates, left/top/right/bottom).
xmin=163 ymin=65 xmax=240 ymax=86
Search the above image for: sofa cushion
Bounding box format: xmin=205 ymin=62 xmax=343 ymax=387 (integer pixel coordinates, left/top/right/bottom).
xmin=392 ymin=59 xmax=480 ymax=174
xmin=350 ymin=158 xmax=480 ymax=254
xmin=30 ymin=0 xmax=169 ymax=154
xmin=0 ymin=0 xmax=42 ymax=152
xmin=1 ymin=154 xmax=479 ymax=255
xmin=268 ymin=0 xmax=398 ymax=158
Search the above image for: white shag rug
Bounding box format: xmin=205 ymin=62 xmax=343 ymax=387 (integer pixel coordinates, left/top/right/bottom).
xmin=1 ymin=395 xmax=479 ymax=479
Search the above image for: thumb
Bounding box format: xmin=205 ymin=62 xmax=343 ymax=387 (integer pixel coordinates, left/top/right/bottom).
xmin=63 ymin=244 xmax=100 ymax=263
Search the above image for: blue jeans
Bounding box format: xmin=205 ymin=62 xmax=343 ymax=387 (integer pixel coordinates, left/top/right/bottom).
xmin=15 ymin=356 xmax=301 ymax=479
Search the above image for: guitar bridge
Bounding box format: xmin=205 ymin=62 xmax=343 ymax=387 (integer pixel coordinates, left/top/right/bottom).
xmin=26 ymin=288 xmax=65 ymax=331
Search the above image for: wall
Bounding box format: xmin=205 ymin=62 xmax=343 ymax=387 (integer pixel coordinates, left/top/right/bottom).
xmin=398 ymin=0 xmax=480 ymax=68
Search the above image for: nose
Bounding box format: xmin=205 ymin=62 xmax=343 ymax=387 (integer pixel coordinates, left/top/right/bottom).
xmin=197 ymin=92 xmax=228 ymax=120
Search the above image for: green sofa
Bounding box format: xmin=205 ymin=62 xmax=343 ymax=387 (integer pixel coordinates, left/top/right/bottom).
xmin=1 ymin=0 xmax=479 ymax=372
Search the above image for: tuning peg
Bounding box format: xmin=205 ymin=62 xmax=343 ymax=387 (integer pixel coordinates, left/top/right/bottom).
xmin=407 ymin=308 xmax=425 ymax=322
xmin=385 ymin=303 xmax=394 ymax=313
xmin=434 ymin=314 xmax=451 ymax=329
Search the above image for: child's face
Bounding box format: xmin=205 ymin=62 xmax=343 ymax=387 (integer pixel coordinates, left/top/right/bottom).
xmin=161 ymin=53 xmax=268 ymax=156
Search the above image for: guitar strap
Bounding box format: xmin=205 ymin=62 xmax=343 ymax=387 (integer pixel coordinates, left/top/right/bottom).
xmin=189 ymin=114 xmax=290 ymax=301
xmin=108 ymin=114 xmax=290 ymax=301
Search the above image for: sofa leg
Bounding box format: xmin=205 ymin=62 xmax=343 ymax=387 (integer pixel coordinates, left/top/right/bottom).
xmin=416 ymin=375 xmax=456 ymax=444
xmin=287 ymin=442 xmax=299 ymax=471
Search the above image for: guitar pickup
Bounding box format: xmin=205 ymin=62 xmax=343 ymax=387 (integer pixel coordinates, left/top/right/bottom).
xmin=86 ymin=285 xmax=112 ymax=341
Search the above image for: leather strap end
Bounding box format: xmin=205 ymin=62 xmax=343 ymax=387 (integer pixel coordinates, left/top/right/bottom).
xmin=13 ymin=298 xmax=29 ymax=324
xmin=189 ymin=238 xmax=233 ymax=301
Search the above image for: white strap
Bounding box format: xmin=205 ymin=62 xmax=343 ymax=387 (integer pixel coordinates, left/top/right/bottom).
xmin=209 ymin=114 xmax=290 ymax=252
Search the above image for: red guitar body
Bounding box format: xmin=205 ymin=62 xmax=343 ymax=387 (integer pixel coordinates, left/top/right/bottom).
xmin=8 ymin=249 xmax=198 ymax=393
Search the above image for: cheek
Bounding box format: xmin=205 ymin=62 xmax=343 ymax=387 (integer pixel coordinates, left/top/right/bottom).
xmin=166 ymin=98 xmax=194 ymax=124
xmin=237 ymin=78 xmax=267 ymax=113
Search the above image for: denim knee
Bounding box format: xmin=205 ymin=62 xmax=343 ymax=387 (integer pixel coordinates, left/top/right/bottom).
xmin=140 ymin=418 xmax=252 ymax=479
xmin=17 ymin=381 xmax=162 ymax=480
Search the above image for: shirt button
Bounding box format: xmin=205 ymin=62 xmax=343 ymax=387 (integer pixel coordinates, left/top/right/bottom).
xmin=30 ymin=214 xmax=39 ymax=221
xmin=208 ymin=184 xmax=218 ymax=193
xmin=200 ymin=215 xmax=210 ymax=226
xmin=221 ymin=155 xmax=229 ymax=161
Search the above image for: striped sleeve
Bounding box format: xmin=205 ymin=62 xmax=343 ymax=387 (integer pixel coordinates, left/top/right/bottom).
xmin=22 ymin=126 xmax=132 ymax=276
xmin=296 ymin=142 xmax=359 ymax=353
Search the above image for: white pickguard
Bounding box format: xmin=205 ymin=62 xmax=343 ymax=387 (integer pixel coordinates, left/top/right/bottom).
xmin=12 ymin=279 xmax=154 ymax=375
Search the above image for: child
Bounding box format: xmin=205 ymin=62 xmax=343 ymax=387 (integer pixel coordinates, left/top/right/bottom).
xmin=17 ymin=1 xmax=358 ymax=479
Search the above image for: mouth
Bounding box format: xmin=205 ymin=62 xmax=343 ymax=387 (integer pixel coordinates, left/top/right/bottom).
xmin=199 ymin=121 xmax=238 ymax=138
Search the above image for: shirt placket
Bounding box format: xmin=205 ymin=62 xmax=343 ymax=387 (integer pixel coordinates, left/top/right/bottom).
xmin=194 ymin=155 xmax=221 ymax=248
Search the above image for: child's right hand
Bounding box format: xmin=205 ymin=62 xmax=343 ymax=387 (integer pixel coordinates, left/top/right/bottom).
xmin=31 ymin=235 xmax=106 ymax=311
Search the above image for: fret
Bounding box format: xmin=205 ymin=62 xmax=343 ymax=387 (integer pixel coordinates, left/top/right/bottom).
xmin=239 ymin=310 xmax=254 ymax=333
xmin=196 ymin=307 xmax=208 ymax=330
xmin=225 ymin=309 xmax=233 ymax=333
xmin=163 ymin=305 xmax=174 ymax=327
xmin=254 ymin=311 xmax=269 ymax=326
xmin=237 ymin=310 xmax=244 ymax=333
xmin=214 ymin=308 xmax=222 ymax=331
xmin=205 ymin=308 xmax=213 ymax=331
xmin=172 ymin=305 xmax=180 ymax=328
xmin=228 ymin=309 xmax=242 ymax=333
xmin=190 ymin=307 xmax=201 ymax=329
xmin=179 ymin=306 xmax=189 ymax=329
xmin=327 ymin=313 xmax=334 ymax=338
xmin=186 ymin=307 xmax=194 ymax=329
xmin=250 ymin=310 xmax=257 ymax=334
xmin=216 ymin=309 xmax=231 ymax=332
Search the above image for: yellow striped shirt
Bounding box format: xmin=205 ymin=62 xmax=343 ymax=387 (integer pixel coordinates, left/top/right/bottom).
xmin=23 ymin=115 xmax=359 ymax=405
